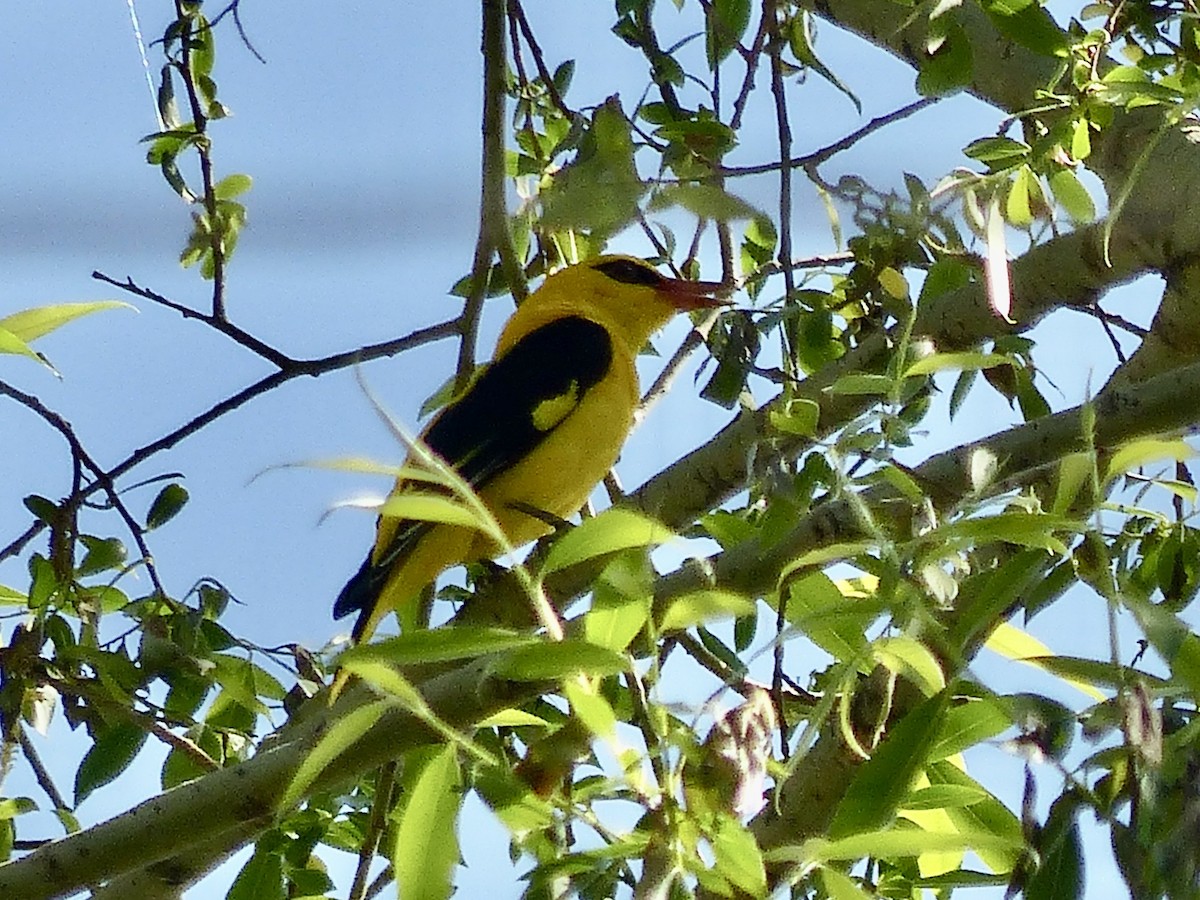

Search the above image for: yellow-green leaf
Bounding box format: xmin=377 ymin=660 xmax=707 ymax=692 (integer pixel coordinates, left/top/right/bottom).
xmin=0 ymin=300 xmax=132 ymax=343
xmin=394 ymin=745 xmax=462 ymax=900
xmin=660 ymin=590 xmax=755 ymax=631
xmin=542 ymin=509 xmax=674 ymax=575
xmin=874 ymin=636 xmax=946 ymax=695
xmin=376 ymin=493 xmax=485 ymax=530
xmin=984 ymin=621 xmax=1105 ymax=700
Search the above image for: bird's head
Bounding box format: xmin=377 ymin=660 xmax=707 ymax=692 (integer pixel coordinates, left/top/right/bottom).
xmin=499 ymin=255 xmax=727 ymax=356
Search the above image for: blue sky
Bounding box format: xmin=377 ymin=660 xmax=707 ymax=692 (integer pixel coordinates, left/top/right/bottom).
xmin=0 ymin=2 xmax=1154 ymax=897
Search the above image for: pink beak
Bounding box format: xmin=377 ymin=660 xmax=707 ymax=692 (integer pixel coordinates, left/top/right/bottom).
xmin=655 ymin=276 xmax=729 ymax=311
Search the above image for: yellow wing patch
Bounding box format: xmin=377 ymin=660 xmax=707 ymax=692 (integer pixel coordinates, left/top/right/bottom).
xmin=531 ymin=380 xmax=581 ymax=432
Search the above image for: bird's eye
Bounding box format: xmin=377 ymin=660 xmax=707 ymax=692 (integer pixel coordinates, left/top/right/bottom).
xmin=593 ymin=258 xmax=665 ymax=288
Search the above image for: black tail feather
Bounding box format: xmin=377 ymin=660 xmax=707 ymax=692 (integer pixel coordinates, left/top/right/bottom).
xmin=332 ymin=555 xmax=378 ymax=642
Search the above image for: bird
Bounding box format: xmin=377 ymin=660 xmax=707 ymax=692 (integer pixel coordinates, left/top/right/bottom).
xmin=332 ymin=255 xmax=725 ymax=646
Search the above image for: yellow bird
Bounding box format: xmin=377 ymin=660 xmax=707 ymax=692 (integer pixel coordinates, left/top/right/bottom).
xmin=333 ymin=255 xmax=724 ymax=644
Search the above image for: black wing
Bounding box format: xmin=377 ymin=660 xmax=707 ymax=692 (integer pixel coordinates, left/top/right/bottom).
xmin=333 ymin=316 xmax=613 ymax=626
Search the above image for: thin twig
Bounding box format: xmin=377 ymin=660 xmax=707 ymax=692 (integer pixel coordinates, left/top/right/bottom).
xmin=147 ymin=720 xmax=220 ymax=772
xmin=720 ymin=97 xmax=938 ymax=177
xmin=765 ymin=0 xmax=796 ymax=315
xmin=173 ymin=2 xmax=226 ymax=319
xmin=456 ymin=0 xmax=516 ymax=391
xmin=0 ymin=319 xmax=460 ymax=564
xmin=92 ymin=272 xmax=293 ymax=368
xmin=1072 ymin=301 xmax=1147 ymax=339
xmin=635 ymin=311 xmax=723 ymax=427
xmin=729 ymin=11 xmax=771 ymax=131
xmin=0 ymin=380 xmax=169 ymax=599
xmin=349 ymin=763 xmax=397 ymax=900
xmin=18 ymin=728 xmax=70 ymax=814
xmin=208 ymin=0 xmax=267 ymax=64
xmin=508 ymin=0 xmax=574 ymax=119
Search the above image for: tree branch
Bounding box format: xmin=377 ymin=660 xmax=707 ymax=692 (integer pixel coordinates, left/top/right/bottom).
xmin=0 ymin=667 xmax=537 ymax=900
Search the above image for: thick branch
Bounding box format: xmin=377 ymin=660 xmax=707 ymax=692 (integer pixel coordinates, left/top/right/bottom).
xmin=652 ymin=356 xmax=1200 ymax=610
xmin=0 ymin=667 xmax=536 ymax=900
xmin=632 ymin=220 xmax=1153 ymax=531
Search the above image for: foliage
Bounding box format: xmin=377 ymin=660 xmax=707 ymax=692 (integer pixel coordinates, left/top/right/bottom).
xmin=4 ymin=1 xmax=1200 ymax=899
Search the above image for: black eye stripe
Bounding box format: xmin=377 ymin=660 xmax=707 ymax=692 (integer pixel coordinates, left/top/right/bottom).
xmin=592 ymin=258 xmax=665 ymax=288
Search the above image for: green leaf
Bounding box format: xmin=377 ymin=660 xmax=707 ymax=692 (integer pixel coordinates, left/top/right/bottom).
xmin=1048 ymin=169 xmax=1095 ymax=223
xmin=75 ymin=723 xmax=148 ymax=805
xmin=1106 ymin=438 xmax=1195 ymax=483
xmin=541 ymin=509 xmax=674 ymax=575
xmin=1006 ymin=166 xmax=1036 ymax=227
xmin=146 ymin=484 xmax=189 ymax=530
xmin=1025 ymin=796 xmax=1083 ymax=900
xmin=0 ymin=584 xmax=26 ymax=607
xmin=1070 ymin=117 xmax=1091 ymax=161
xmin=927 ymin=760 xmax=1023 ymax=873
xmin=818 ymin=868 xmax=873 ymax=900
xmin=930 ymin=697 xmax=1011 ymax=760
xmin=376 ymin=493 xmax=487 ymax=530
xmin=585 ymin=557 xmax=652 ymax=653
xmin=649 ymin=183 xmax=758 ymax=221
xmin=826 ymin=374 xmax=893 ymax=396
xmin=660 ymin=590 xmax=755 ymax=631
xmin=540 ymin=98 xmax=643 ymax=239
xmin=902 ymin=783 xmax=987 ymax=811
xmin=789 ymin=11 xmax=862 ymax=112
xmin=701 ymin=311 xmax=760 ymax=408
xmin=495 ymin=640 xmax=628 ymax=680
xmin=394 ymin=745 xmax=463 ymax=900
xmin=781 ymin=572 xmax=877 ymax=661
xmin=979 ymin=0 xmax=1069 ymax=57
xmin=228 ymin=848 xmax=285 ymax=900
xmin=0 ymin=327 xmax=43 ymax=366
xmin=710 ymin=814 xmax=767 ymax=895
xmin=77 ymin=536 xmax=127 ymax=576
xmin=917 ymin=18 xmax=973 ymax=97
xmin=1128 ymin=599 xmax=1200 ymax=696
xmin=790 ymin=825 xmax=1023 ymax=866
xmin=0 ymin=301 xmax=132 ymax=343
xmin=284 ymin=699 xmax=389 ymax=809
xmin=873 ymin=636 xmax=946 ymax=695
xmin=0 ymin=798 xmax=37 ymax=820
xmin=213 ymin=173 xmax=253 ymax=200
xmin=829 ymin=690 xmax=951 ymax=838
xmin=1025 ymin=653 xmax=1165 ymax=692
xmin=476 ymin=708 xmax=550 ymax=728
xmin=565 ymin=678 xmax=617 ymax=739
xmin=706 ymin=0 xmax=751 ymax=68
xmin=904 ymin=352 xmax=1013 ymax=378
xmin=210 ymin=654 xmax=271 ymax=717
xmin=339 ymin=627 xmax=536 ymax=668
xmin=929 ymin=512 xmax=1083 ymax=554
xmin=962 ymin=135 xmax=1030 ymax=167
xmin=769 ymin=398 xmax=820 ymax=437
xmin=917 ymin=257 xmax=973 ymax=306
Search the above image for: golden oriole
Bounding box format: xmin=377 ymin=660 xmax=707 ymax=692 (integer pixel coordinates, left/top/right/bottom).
xmin=333 ymin=255 xmax=724 ymax=644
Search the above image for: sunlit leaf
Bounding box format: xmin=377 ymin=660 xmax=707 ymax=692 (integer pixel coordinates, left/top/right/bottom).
xmin=339 ymin=627 xmax=537 ymax=668
xmin=660 ymin=590 xmax=754 ymax=631
xmin=542 ymin=509 xmax=674 ymax=575
xmin=984 ymin=622 xmax=1106 ymax=700
xmin=0 ymin=301 xmax=133 ymax=343
xmin=874 ymin=636 xmax=946 ymax=695
xmin=394 ymin=745 xmax=462 ymax=900
xmin=565 ymin=679 xmax=617 ymax=739
xmin=495 ymin=640 xmax=627 ymax=680
xmin=283 ymin=699 xmax=389 ymax=810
